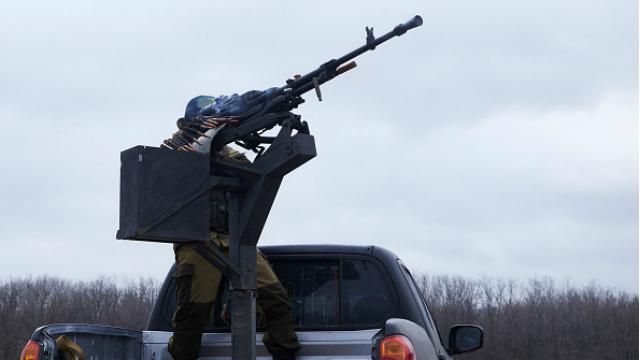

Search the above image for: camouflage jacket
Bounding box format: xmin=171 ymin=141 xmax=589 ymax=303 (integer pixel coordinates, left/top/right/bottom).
xmin=209 ymin=146 xmax=250 ymax=233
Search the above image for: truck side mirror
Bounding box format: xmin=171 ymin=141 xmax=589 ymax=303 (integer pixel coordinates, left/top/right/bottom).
xmin=448 ymin=324 xmax=483 ymax=355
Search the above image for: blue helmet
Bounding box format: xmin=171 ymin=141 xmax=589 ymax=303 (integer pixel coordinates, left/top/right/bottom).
xmin=183 ymin=87 xmax=279 ymax=122
xmin=184 ymin=95 xmax=217 ymax=120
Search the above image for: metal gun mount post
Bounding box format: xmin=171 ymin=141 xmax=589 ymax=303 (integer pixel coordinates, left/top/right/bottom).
xmin=213 ymin=113 xmax=316 ymax=359
xmin=117 ymin=112 xmax=315 ymax=360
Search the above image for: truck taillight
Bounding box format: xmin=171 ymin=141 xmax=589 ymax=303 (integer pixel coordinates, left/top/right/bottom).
xmin=379 ymin=335 xmax=415 ymax=360
xmin=20 ymin=340 xmax=41 ymax=360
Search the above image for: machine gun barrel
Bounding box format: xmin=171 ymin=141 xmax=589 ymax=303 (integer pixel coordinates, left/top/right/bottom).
xmin=281 ymin=15 xmax=423 ymax=97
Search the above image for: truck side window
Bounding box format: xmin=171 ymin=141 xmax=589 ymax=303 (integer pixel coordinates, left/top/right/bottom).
xmin=340 ymin=259 xmax=395 ymax=326
xmin=272 ymin=260 xmax=340 ymax=327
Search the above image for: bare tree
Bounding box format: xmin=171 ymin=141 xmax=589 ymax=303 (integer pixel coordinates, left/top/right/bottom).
xmin=416 ymin=274 xmax=639 ymax=360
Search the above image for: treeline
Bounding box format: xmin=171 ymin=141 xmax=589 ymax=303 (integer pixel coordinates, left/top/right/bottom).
xmin=0 ymin=275 xmax=637 ymax=359
xmin=416 ymin=275 xmax=639 ymax=360
xmin=0 ymin=276 xmax=158 ymax=359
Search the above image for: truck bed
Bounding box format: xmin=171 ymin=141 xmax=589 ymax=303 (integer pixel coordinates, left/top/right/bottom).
xmin=32 ymin=324 xmax=377 ymax=360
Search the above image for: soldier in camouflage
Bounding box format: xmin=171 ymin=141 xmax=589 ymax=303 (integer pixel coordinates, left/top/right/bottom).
xmin=169 ymin=147 xmax=300 ymax=360
xmin=167 ymin=97 xmax=300 ymax=360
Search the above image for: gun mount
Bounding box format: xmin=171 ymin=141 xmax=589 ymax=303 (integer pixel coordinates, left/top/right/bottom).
xmin=118 ymin=112 xmax=315 ymax=359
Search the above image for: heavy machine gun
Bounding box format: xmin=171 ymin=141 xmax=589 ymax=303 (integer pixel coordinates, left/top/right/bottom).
xmin=118 ymin=15 xmax=422 ymax=360
xmin=162 ymin=15 xmax=423 ymax=155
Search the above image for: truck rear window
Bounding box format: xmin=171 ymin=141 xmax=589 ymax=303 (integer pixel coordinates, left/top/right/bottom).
xmin=272 ymin=258 xmax=396 ymax=329
xmin=163 ymin=256 xmax=397 ymax=331
xmin=272 ymin=260 xmax=340 ymax=327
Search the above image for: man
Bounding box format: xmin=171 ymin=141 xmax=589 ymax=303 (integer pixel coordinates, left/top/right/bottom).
xmin=167 ymin=96 xmax=300 ymax=360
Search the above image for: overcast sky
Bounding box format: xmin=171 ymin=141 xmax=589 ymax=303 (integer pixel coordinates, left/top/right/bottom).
xmin=0 ymin=0 xmax=637 ymax=293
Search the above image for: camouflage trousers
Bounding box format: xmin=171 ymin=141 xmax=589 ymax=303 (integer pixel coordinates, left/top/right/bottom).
xmin=168 ymin=233 xmax=300 ymax=360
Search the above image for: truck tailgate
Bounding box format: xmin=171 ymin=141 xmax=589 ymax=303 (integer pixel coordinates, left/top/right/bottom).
xmin=143 ymin=329 xmax=379 ymax=359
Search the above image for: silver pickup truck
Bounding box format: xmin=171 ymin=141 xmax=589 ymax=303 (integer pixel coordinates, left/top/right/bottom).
xmin=21 ymin=245 xmax=483 ymax=360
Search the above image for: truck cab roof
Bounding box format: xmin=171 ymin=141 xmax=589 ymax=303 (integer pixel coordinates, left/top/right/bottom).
xmin=260 ymin=244 xmax=398 ymax=260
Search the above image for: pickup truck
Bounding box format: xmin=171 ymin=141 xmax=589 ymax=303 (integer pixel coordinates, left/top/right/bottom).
xmin=21 ymin=245 xmax=484 ymax=360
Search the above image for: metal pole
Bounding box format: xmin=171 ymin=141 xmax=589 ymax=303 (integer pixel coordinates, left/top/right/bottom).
xmin=228 ymin=192 xmax=257 ymax=360
xmin=216 ymin=116 xmax=316 ymax=360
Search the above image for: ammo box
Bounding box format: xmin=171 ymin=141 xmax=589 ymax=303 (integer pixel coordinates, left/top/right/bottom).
xmin=116 ymin=145 xmax=211 ymax=243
